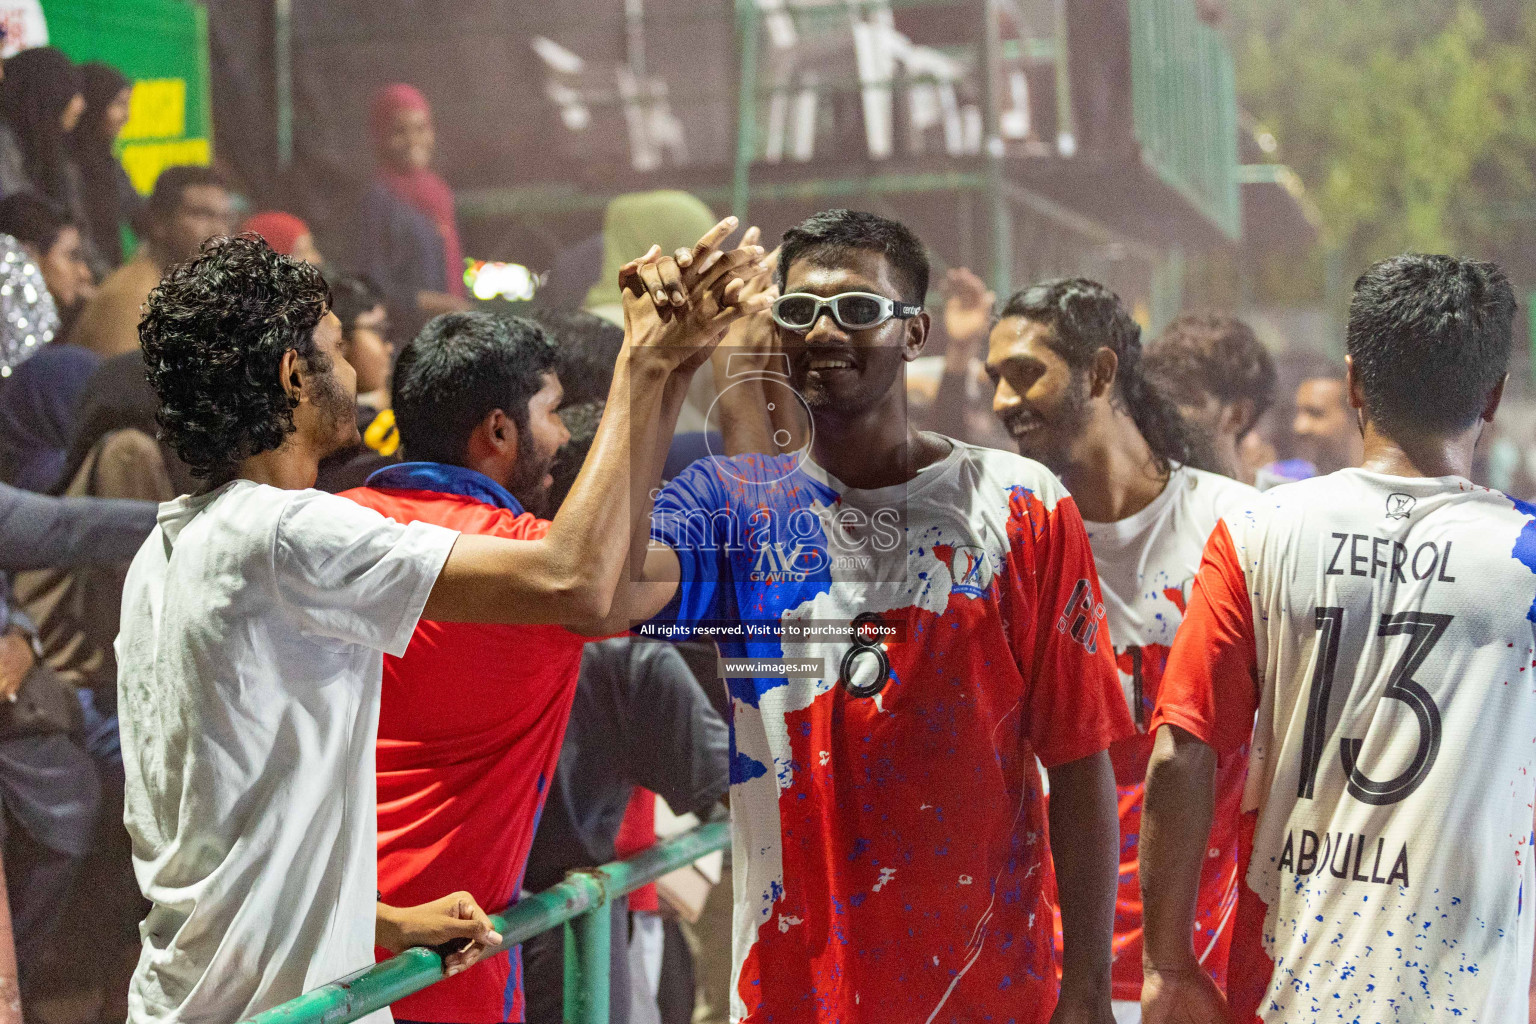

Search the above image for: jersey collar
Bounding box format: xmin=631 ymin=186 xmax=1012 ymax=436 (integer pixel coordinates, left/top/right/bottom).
xmin=365 ymin=461 xmax=526 ymax=514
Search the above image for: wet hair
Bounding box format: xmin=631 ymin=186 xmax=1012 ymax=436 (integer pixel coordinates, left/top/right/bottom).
xmin=326 ymin=274 xmax=386 ymax=335
xmin=139 ymin=234 xmax=332 ymax=481
xmin=0 ymin=192 xmax=74 ymax=254
xmin=535 ymin=308 xmax=624 ymax=407
xmin=999 ymin=278 xmax=1213 ymax=472
xmin=1145 ymin=312 xmax=1277 ymax=437
xmin=392 ymin=311 xmax=559 ymax=465
xmin=1347 ymin=254 xmax=1515 ymax=434
xmin=777 ymin=209 xmax=929 ymax=304
xmin=134 ymin=164 xmax=226 ymax=235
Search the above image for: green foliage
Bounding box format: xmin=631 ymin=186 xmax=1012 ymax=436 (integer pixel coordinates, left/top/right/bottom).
xmin=1228 ymin=0 xmax=1536 ymax=274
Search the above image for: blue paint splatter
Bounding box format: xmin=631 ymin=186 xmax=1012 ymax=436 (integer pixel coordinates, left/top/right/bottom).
xmin=1505 ymin=495 xmax=1536 ymax=622
xmin=731 ymin=750 xmax=768 ymax=783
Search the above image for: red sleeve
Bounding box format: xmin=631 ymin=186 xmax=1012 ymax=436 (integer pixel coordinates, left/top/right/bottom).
xmin=1018 ymin=492 xmax=1135 ymax=768
xmin=1149 ymin=518 xmax=1258 ymax=754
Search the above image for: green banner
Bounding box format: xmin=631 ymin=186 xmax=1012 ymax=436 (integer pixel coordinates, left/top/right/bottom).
xmin=39 ymin=0 xmax=212 ymax=194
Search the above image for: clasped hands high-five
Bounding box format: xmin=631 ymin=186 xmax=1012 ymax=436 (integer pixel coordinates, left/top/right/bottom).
xmin=617 ymin=215 xmax=772 ymax=374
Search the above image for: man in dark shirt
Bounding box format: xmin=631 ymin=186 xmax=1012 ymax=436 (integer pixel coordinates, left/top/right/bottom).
xmin=522 ymin=637 xmax=728 ymax=1024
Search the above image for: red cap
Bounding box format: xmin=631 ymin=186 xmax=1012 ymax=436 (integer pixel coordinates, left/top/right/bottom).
xmin=240 ymin=211 xmax=310 ymax=256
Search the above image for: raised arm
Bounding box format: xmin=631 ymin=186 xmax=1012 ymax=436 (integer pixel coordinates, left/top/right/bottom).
xmin=574 ymin=232 xmax=776 ymax=635
xmin=927 ymin=267 xmax=994 ymax=439
xmin=422 ymin=219 xmax=767 ymax=626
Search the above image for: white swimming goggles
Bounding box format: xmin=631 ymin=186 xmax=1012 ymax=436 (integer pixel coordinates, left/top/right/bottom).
xmin=770 ymin=292 xmax=923 ymax=333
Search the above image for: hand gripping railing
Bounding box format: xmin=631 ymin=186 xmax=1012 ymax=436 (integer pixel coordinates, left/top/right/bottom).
xmin=242 ymin=821 xmax=730 ymax=1024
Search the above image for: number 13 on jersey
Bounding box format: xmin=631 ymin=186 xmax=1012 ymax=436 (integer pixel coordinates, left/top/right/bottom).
xmin=1298 ymin=606 xmax=1451 ymax=805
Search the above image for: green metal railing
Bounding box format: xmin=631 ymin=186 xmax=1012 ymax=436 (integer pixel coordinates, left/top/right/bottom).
xmin=244 ymin=821 xmax=730 ymax=1024
xmin=1128 ymin=0 xmax=1242 ymax=240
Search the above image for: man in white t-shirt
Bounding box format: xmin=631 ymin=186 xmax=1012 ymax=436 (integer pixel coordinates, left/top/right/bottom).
xmin=983 ymin=279 xmax=1256 ymax=1023
xmin=1139 ymin=254 xmax=1533 ymax=1022
xmin=117 ymin=224 xmax=768 ymax=1024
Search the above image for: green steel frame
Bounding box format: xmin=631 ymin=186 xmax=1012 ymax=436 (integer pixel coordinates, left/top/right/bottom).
xmin=271 ymin=0 xmax=1238 ymax=309
xmin=243 ymin=821 xmax=729 ymax=1024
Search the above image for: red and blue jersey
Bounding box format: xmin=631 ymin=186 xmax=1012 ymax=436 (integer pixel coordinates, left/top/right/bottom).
xmin=346 ymin=465 xmax=590 ymax=1024
xmin=648 ymin=441 xmax=1132 ymax=1023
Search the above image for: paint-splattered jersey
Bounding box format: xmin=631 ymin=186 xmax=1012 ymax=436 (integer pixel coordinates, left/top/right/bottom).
xmin=1152 ymin=470 xmax=1536 ymax=1023
xmin=648 ymin=440 xmax=1132 ymax=1024
xmin=1079 ymin=465 xmax=1257 ymax=1000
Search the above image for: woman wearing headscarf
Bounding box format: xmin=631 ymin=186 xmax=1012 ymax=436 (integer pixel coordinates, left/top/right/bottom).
xmin=67 ymin=62 xmax=140 ymax=273
xmin=0 ymin=343 xmax=100 ymax=492
xmin=0 ymin=49 xmax=87 ymax=229
xmin=358 ymin=83 xmax=468 ymax=324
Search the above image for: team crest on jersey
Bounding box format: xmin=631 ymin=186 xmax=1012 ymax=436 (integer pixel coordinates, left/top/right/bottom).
xmin=1385 ymin=492 xmax=1416 ymax=520
xmin=950 ymin=545 xmax=992 ymax=597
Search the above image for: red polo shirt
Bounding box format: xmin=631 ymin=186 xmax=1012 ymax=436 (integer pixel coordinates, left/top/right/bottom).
xmin=344 ymin=485 xmax=588 ymax=1023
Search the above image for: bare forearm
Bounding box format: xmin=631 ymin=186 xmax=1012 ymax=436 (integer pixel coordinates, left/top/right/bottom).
xmin=1047 ymin=750 xmax=1118 ymax=1004
xmin=635 ymin=371 xmax=695 ymax=533
xmin=615 ymin=372 xmax=693 ymax=614
xmin=424 ymin=352 xmax=671 ymax=624
xmin=543 ymin=350 xmax=668 ymax=583
xmin=1139 ymin=725 xmax=1216 ymax=972
xmin=714 ymin=372 xmax=775 ymax=456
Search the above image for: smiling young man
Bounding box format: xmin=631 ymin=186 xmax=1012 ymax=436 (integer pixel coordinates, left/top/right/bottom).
xmin=610 ymin=210 xmax=1132 ymax=1023
xmin=116 ymin=228 xmax=763 ymax=1024
xmin=1139 ymin=254 xmax=1535 ymax=1023
xmin=984 ymin=281 xmax=1255 ymax=1022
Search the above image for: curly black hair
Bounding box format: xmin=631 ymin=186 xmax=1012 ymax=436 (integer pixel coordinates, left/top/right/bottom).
xmin=139 ymin=234 xmax=332 ymax=481
xmin=1146 ymin=312 xmax=1277 ymax=438
xmin=1000 ymin=278 xmax=1217 ymax=474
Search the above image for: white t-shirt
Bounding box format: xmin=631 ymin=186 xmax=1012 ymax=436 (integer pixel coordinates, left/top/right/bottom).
xmin=1154 ymin=469 xmax=1536 ymax=1022
xmin=1082 ymin=465 xmax=1256 ymax=999
xmin=116 ymin=481 xmax=458 ymax=1024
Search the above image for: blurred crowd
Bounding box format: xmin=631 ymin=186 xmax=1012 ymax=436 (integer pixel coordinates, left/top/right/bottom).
xmin=0 ymin=35 xmax=1532 ymax=1024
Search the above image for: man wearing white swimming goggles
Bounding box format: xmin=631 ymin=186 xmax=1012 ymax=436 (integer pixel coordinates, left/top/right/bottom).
xmin=607 ymin=208 xmax=1128 ymax=1024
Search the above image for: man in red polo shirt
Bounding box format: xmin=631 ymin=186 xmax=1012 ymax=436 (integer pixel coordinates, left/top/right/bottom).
xmin=345 ymin=225 xmax=767 ymax=1024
